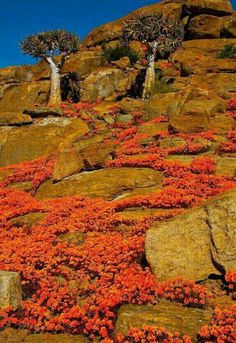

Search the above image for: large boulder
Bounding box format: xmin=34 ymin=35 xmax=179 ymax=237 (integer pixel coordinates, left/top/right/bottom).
xmin=183 ymin=0 xmax=233 ymax=16
xmin=0 ymin=112 xmax=32 ymax=126
xmin=167 ymin=88 xmax=227 ymax=133
xmin=115 ymin=301 xmax=212 ymax=338
xmin=0 ymin=117 xmax=89 ymax=166
xmin=171 ymin=39 xmax=236 ymax=76
xmin=0 ymin=271 xmax=22 ymax=310
xmin=145 ymin=189 xmax=236 ymax=281
xmin=0 ymin=81 xmax=50 ymax=112
xmin=35 ymin=168 xmax=163 ymax=200
xmin=187 ymin=14 xmax=224 ymax=39
xmin=80 ymin=68 xmax=138 ymax=101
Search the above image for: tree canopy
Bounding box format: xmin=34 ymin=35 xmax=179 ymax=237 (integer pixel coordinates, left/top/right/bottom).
xmin=122 ymin=13 xmax=184 ymax=57
xmin=20 ymin=29 xmax=80 ymax=58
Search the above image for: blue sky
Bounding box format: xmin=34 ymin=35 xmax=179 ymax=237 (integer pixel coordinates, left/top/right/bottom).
xmin=0 ymin=0 xmax=158 ymax=67
xmin=0 ymin=0 xmax=236 ymax=68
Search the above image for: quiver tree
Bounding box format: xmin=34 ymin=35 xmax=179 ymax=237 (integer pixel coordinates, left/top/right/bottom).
xmin=122 ymin=13 xmax=184 ymax=100
xmin=20 ymin=30 xmax=80 ymax=106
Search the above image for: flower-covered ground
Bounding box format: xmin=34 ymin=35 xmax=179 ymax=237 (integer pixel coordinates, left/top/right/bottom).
xmin=0 ymin=98 xmax=236 ymax=342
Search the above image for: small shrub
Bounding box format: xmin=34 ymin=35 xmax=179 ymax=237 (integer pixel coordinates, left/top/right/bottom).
xmin=103 ymin=45 xmax=139 ymax=65
xmin=217 ymin=44 xmax=236 ymax=59
xmin=151 ymin=71 xmax=173 ymax=95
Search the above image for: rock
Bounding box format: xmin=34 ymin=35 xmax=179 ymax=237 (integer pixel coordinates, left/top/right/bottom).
xmin=0 ymin=271 xmax=22 ymax=310
xmin=0 ymin=65 xmax=34 ymax=85
xmin=144 ymin=93 xmax=177 ymax=121
xmin=115 ymin=300 xmax=212 ymax=338
xmin=7 ymin=181 xmax=34 ymax=192
xmin=10 ymin=213 xmax=46 ymax=228
xmin=116 ymin=113 xmax=134 ymax=125
xmin=167 ymin=88 xmax=227 ymax=133
xmin=118 ymin=97 xmax=145 ymax=114
xmin=0 ymin=112 xmax=32 ymax=126
xmin=0 ymin=117 xmax=89 ymax=166
xmin=53 ymin=148 xmax=84 ymax=182
xmin=171 ymin=39 xmax=236 ymax=76
xmin=223 ymin=14 xmax=236 ymax=37
xmin=80 ymin=68 xmax=137 ymax=101
xmin=0 ymin=81 xmax=50 ymax=112
xmin=35 ymin=168 xmax=163 ymax=200
xmin=0 ymin=328 xmax=89 ymax=343
xmin=139 ymin=123 xmax=169 ymax=137
xmin=215 ymin=156 xmax=236 ymax=176
xmin=183 ymin=0 xmax=233 ymax=16
xmin=112 ymin=57 xmax=131 ymax=69
xmin=23 ymin=107 xmax=64 ymax=118
xmin=59 ymin=232 xmax=85 ymax=245
xmin=159 ymin=136 xmax=186 ymax=148
xmin=146 ymin=189 xmax=236 ymax=281
xmin=187 ymin=15 xmax=224 ymax=39
xmin=79 ymin=144 xmax=114 ymax=170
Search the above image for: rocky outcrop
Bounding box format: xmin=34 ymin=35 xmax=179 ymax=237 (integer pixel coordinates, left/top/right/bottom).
xmin=0 ymin=117 xmax=89 ymax=166
xmin=0 ymin=271 xmax=22 ymax=310
xmin=167 ymin=88 xmax=227 ymax=133
xmin=80 ymin=68 xmax=138 ymax=101
xmin=35 ymin=168 xmax=163 ymax=200
xmin=146 ymin=189 xmax=236 ymax=281
xmin=0 ymin=112 xmax=32 ymax=126
xmin=115 ymin=300 xmax=212 ymax=338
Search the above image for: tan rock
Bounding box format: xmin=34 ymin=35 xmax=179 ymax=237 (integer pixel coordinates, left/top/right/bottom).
xmin=146 ymin=189 xmax=236 ymax=281
xmin=0 ymin=328 xmax=89 ymax=343
xmin=0 ymin=81 xmax=50 ymax=112
xmin=35 ymin=168 xmax=163 ymax=200
xmin=80 ymin=68 xmax=137 ymax=101
xmin=0 ymin=271 xmax=22 ymax=310
xmin=53 ymin=148 xmax=84 ymax=182
xmin=223 ymin=13 xmax=236 ymax=37
xmin=183 ymin=0 xmax=233 ymax=16
xmin=167 ymin=88 xmax=227 ymax=133
xmin=10 ymin=213 xmax=46 ymax=228
xmin=171 ymin=39 xmax=236 ymax=76
xmin=215 ymin=156 xmax=236 ymax=176
xmin=0 ymin=112 xmax=32 ymax=126
xmin=187 ymin=14 xmax=224 ymax=39
xmin=115 ymin=301 xmax=212 ymax=339
xmin=0 ymin=117 xmax=89 ymax=166
xmin=144 ymin=93 xmax=177 ymax=121
xmin=111 ymin=57 xmax=131 ymax=69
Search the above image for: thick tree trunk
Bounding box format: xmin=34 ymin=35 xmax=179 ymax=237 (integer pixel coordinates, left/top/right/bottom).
xmin=46 ymin=57 xmax=62 ymax=107
xmin=142 ymin=41 xmax=158 ymax=100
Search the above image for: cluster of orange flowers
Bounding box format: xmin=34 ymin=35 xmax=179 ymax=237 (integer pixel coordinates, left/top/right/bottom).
xmin=198 ymin=307 xmax=236 ymax=342
xmin=225 ymin=272 xmax=236 ymax=299
xmin=219 ymin=130 xmax=236 ymax=153
xmin=116 ymin=326 xmax=192 ymax=343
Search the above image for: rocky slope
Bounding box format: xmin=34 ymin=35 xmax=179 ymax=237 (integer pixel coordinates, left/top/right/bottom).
xmin=0 ymin=0 xmax=236 ymax=342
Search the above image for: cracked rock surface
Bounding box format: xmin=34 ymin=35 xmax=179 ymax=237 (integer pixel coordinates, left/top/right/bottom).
xmin=145 ymin=188 xmax=236 ymax=281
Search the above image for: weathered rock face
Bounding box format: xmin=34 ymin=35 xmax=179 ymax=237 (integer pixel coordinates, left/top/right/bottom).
xmin=115 ymin=301 xmax=212 ymax=338
xmin=0 ymin=117 xmax=89 ymax=166
xmin=35 ymin=168 xmax=163 ymax=200
xmin=0 ymin=271 xmax=22 ymax=310
xmin=187 ymin=14 xmax=224 ymax=39
xmin=146 ymin=189 xmax=236 ymax=281
xmin=52 ymin=147 xmax=84 ymax=182
xmin=0 ymin=112 xmax=32 ymax=126
xmin=167 ymin=88 xmax=227 ymax=133
xmin=183 ymin=0 xmax=233 ymax=16
xmin=0 ymin=81 xmax=50 ymax=112
xmin=80 ymin=68 xmax=138 ymax=101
